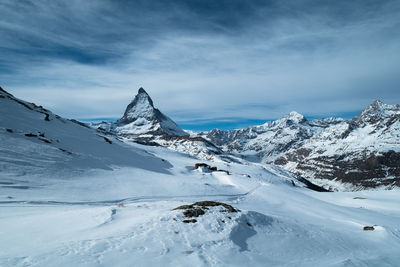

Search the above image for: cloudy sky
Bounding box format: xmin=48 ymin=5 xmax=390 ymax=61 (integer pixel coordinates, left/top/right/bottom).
xmin=1 ymin=0 xmax=400 ymax=130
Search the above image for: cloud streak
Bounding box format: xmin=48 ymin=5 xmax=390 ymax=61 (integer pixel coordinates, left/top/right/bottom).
xmin=1 ymin=0 xmax=400 ymax=129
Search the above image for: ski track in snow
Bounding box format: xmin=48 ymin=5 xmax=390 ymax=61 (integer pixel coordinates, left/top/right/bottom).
xmin=2 ymin=175 xmax=400 ymax=267
xmin=0 ymin=186 xmax=260 ymax=207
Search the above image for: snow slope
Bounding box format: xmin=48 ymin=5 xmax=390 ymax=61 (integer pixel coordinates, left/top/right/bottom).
xmin=0 ymin=87 xmax=171 ymax=176
xmin=1 ymin=144 xmax=400 ymax=266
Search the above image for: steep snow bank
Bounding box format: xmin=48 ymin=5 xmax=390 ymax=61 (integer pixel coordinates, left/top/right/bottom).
xmin=0 ymin=88 xmax=171 ymax=175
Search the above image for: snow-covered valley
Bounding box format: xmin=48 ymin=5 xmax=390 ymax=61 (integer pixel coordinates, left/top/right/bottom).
xmin=2 ymin=160 xmax=400 ymax=265
xmin=2 ymin=145 xmax=400 ymax=266
xmin=1 ymin=87 xmax=400 ymax=266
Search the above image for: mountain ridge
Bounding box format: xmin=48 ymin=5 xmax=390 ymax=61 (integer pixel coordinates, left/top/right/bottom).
xmin=90 ymin=88 xmax=400 ymax=191
xmin=2 ymin=85 xmax=399 ymax=191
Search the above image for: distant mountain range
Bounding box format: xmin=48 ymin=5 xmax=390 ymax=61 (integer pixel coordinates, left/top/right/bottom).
xmin=200 ymin=100 xmax=400 ymax=191
xmin=92 ymin=88 xmax=399 ymax=191
xmin=2 ymin=86 xmax=399 ymax=191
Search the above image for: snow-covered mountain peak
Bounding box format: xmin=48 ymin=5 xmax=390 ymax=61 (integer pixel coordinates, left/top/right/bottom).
xmin=137 ymin=87 xmax=154 ymax=106
xmin=115 ymin=88 xmax=187 ymax=136
xmin=265 ymin=111 xmax=307 ymax=128
xmin=358 ymin=100 xmax=400 ymax=123
xmin=138 ymin=87 xmax=148 ymax=94
xmin=118 ymin=87 xmax=155 ymax=123
xmin=285 ymin=111 xmax=306 ymax=123
xmin=92 ymin=87 xmax=222 ymax=160
xmin=362 ymin=100 xmax=393 ymax=115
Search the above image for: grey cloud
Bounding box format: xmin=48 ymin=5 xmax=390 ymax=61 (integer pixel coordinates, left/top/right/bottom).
xmin=1 ymin=0 xmax=400 ymax=128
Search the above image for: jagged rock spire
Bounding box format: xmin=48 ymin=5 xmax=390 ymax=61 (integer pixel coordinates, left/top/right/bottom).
xmin=118 ymin=88 xmax=155 ymax=123
xmin=116 ymin=88 xmax=187 ymax=136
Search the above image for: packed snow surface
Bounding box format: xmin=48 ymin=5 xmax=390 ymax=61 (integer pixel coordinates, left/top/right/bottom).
xmin=1 ymin=143 xmax=400 ymax=266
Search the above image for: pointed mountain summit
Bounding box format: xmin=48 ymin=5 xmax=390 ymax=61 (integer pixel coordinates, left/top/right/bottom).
xmin=0 ymin=86 xmax=13 ymax=97
xmin=279 ymin=111 xmax=307 ymax=125
xmin=286 ymin=111 xmax=306 ymax=121
xmin=261 ymin=111 xmax=307 ymax=129
xmin=118 ymin=88 xmax=156 ymax=124
xmin=116 ymin=88 xmax=187 ymax=136
xmin=358 ymin=100 xmax=400 ymax=124
xmin=90 ymin=87 xmax=223 ymax=160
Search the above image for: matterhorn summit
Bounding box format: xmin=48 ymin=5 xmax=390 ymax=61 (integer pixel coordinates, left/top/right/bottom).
xmin=118 ymin=88 xmax=157 ymax=124
xmin=91 ymin=87 xmax=222 ymax=160
xmin=115 ymin=88 xmax=187 ymax=137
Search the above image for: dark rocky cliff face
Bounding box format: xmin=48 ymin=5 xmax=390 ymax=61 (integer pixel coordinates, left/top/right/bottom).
xmin=275 ymin=150 xmax=400 ymax=190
